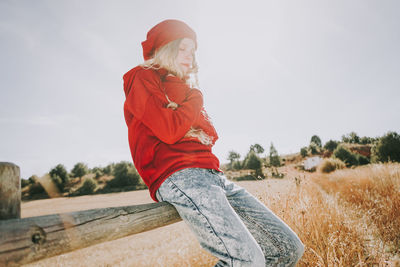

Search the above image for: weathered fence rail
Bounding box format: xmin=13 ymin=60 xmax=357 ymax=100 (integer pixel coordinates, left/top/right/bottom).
xmin=0 ymin=162 xmax=181 ymax=266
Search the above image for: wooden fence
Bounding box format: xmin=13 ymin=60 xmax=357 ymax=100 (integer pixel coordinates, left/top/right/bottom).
xmin=0 ymin=162 xmax=182 ymax=266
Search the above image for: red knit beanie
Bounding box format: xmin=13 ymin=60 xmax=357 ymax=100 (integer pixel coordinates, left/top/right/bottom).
xmin=142 ymin=19 xmax=197 ymax=61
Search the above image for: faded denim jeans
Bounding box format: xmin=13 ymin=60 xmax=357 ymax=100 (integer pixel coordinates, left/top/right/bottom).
xmin=156 ymin=168 xmax=304 ymax=267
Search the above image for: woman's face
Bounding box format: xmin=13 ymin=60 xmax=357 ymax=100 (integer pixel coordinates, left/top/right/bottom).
xmin=176 ymin=38 xmax=195 ymax=75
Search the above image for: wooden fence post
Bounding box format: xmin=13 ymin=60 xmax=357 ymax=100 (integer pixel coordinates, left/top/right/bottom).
xmin=0 ymin=162 xmax=21 ymax=220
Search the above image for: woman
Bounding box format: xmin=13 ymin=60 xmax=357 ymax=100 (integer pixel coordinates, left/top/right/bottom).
xmin=123 ymin=19 xmax=304 ymax=267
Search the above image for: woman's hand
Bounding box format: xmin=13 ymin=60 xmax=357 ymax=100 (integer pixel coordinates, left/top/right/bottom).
xmin=166 ymin=101 xmax=179 ymax=110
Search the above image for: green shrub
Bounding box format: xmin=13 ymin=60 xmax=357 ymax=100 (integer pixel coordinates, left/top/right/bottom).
xmin=318 ymin=158 xmax=346 ymax=173
xmin=28 ymin=182 xmax=48 ymax=197
xmin=227 ymin=151 xmax=241 ymax=170
xmin=360 ymin=136 xmax=373 ymax=144
xmin=231 ymin=175 xmax=257 ymax=181
xmin=357 ymin=154 xmax=370 ymax=165
xmin=243 ymin=151 xmax=264 ymax=178
xmin=71 ymin=162 xmax=89 ymax=179
xmin=102 ymin=163 xmax=115 ymax=175
xmin=28 ymin=175 xmax=38 ymax=185
xmin=91 ymin=167 xmax=104 ymax=179
xmin=300 ymin=147 xmax=308 ymax=157
xmin=50 ymin=174 xmax=63 ymax=190
xmin=21 ymin=178 xmax=30 ymax=188
xmin=49 ymin=164 xmax=69 ymax=191
xmin=107 ymin=161 xmax=140 ymax=188
xmin=269 ymin=143 xmax=281 ymax=167
xmin=311 ymin=135 xmax=322 ymax=148
xmin=74 ymin=178 xmax=97 ymax=195
xmin=342 ymin=132 xmax=360 ymax=144
xmin=372 ymin=131 xmax=400 ymax=163
xmin=324 ymin=140 xmax=339 ymax=152
xmin=333 ymin=145 xmax=358 ymax=167
xmin=244 ymin=151 xmax=261 ymax=170
xmin=309 ymin=142 xmax=320 ymax=155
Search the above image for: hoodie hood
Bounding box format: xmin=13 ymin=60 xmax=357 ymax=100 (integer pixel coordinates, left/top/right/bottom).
xmin=123 ymin=65 xmax=143 ymax=97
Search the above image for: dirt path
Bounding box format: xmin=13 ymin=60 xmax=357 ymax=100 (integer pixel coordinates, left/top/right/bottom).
xmin=21 ymin=189 xmax=153 ymax=218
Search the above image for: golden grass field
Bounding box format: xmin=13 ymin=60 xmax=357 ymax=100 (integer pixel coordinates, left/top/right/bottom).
xmin=22 ymin=163 xmax=400 ymax=267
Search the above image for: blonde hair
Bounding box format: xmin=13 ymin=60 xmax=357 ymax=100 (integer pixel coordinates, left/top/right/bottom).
xmin=184 ymin=117 xmax=214 ymax=146
xmin=140 ymin=38 xmax=199 ymax=88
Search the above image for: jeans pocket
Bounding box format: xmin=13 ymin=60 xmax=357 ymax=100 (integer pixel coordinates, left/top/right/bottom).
xmin=208 ymin=169 xmax=225 ymax=189
xmin=208 ymin=168 xmax=220 ymax=174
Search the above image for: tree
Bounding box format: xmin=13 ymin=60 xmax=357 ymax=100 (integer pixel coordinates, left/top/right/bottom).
xmin=341 ymin=133 xmax=350 ymax=143
xmin=102 ymin=163 xmax=115 ymax=175
xmin=269 ymin=143 xmax=281 ymax=167
xmin=245 ymin=151 xmax=261 ymax=169
xmin=91 ymin=166 xmax=104 ymax=178
xmin=49 ymin=164 xmax=69 ymax=191
xmin=107 ymin=161 xmax=140 ymax=188
xmin=333 ymin=145 xmax=358 ymax=167
xmin=359 ymin=136 xmax=372 ymax=144
xmin=71 ymin=162 xmax=88 ymax=181
xmin=349 ymin=132 xmax=360 ymax=144
xmin=244 ymin=150 xmax=263 ymax=178
xmin=22 ymin=175 xmax=38 ymax=188
xmin=372 ymin=131 xmax=400 ymax=163
xmin=75 ymin=178 xmax=97 ymax=195
xmin=28 ymin=175 xmax=39 ymax=185
xmin=324 ymin=140 xmax=339 ymax=152
xmin=310 ymin=135 xmax=322 ymax=148
xmin=21 ymin=178 xmax=30 ymax=188
xmin=232 ymin=161 xmax=242 ymax=171
xmin=309 ymin=142 xmax=320 ymax=155
xmin=28 ymin=181 xmax=48 ymax=197
xmin=342 ymin=132 xmax=360 ymax=144
xmin=300 ymin=147 xmax=308 ymax=158
xmin=227 ymin=151 xmax=241 ymax=169
xmin=357 ymin=154 xmax=370 ymax=165
xmin=250 ymin=144 xmax=265 ymax=154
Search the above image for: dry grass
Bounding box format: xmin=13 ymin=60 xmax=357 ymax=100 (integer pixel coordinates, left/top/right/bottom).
xmin=314 ymin=163 xmax=400 ymax=256
xmin=267 ymin=179 xmax=382 ymax=266
xmin=263 ymin=163 xmax=400 ymax=266
xmin=22 ymin=164 xmax=400 ymax=266
xmin=317 ymin=158 xmax=346 ymax=173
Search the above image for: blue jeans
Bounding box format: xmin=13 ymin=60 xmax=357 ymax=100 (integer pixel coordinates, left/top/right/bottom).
xmin=156 ymin=168 xmax=304 ymax=267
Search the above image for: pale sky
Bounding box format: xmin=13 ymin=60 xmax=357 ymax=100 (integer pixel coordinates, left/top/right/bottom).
xmin=1 ymin=0 xmax=399 ymax=179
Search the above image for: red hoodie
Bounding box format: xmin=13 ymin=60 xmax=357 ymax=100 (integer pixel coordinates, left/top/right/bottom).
xmin=123 ymin=65 xmax=221 ymax=202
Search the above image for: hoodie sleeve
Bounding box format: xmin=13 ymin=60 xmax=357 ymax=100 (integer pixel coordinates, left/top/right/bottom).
xmin=125 ymin=69 xmax=204 ymax=144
